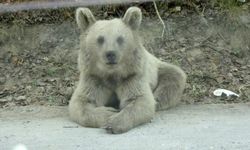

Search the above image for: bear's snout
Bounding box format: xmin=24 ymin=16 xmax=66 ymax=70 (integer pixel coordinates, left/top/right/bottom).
xmin=105 ymin=51 xmax=117 ymax=64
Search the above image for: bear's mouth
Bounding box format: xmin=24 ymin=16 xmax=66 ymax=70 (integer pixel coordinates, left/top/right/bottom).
xmin=106 ymin=62 xmax=117 ymax=65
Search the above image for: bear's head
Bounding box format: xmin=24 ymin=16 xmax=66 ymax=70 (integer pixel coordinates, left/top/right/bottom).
xmin=76 ymin=7 xmax=144 ymax=77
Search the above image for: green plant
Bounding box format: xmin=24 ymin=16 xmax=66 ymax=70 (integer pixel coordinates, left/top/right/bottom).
xmin=46 ymin=67 xmax=57 ymax=76
xmin=212 ymin=0 xmax=242 ymax=10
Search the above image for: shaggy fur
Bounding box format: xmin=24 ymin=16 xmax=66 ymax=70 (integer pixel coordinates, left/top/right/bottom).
xmin=69 ymin=7 xmax=186 ymax=134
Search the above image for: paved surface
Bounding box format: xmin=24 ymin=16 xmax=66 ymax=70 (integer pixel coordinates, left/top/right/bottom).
xmin=1 ymin=103 xmax=250 ymax=150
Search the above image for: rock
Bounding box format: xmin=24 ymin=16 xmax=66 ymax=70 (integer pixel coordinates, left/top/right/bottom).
xmin=60 ymin=87 xmax=74 ymax=100
xmin=26 ymin=85 xmax=32 ymax=90
xmin=64 ymin=77 xmax=70 ymax=81
xmin=43 ymin=57 xmax=49 ymax=62
xmin=6 ymin=96 xmax=13 ymax=101
xmin=178 ymin=37 xmax=186 ymax=44
xmin=49 ymin=78 xmax=56 ymax=82
xmin=241 ymin=66 xmax=247 ymax=70
xmin=16 ymin=96 xmax=26 ymax=101
xmin=65 ymin=87 xmax=73 ymax=98
xmin=0 ymin=96 xmax=13 ymax=107
xmin=187 ymin=48 xmax=203 ymax=62
xmin=238 ymin=0 xmax=246 ymax=3
xmin=0 ymin=77 xmax=6 ymax=84
xmin=37 ymin=87 xmax=45 ymax=93
xmin=0 ymin=98 xmax=8 ymax=103
xmin=37 ymin=80 xmax=46 ymax=86
xmin=175 ymin=6 xmax=181 ymax=12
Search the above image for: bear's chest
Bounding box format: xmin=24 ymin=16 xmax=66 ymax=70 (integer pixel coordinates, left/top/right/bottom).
xmin=95 ymin=74 xmax=135 ymax=109
xmin=104 ymin=92 xmax=120 ymax=109
xmin=96 ymin=76 xmax=120 ymax=109
xmin=104 ymin=76 xmax=120 ymax=88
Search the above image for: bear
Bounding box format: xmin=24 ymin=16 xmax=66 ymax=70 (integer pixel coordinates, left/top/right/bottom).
xmin=69 ymin=6 xmax=186 ymax=134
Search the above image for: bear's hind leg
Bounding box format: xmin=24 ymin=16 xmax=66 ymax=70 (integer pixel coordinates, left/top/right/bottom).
xmin=154 ymin=63 xmax=186 ymax=111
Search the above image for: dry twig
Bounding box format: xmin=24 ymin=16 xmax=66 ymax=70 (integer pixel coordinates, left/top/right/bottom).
xmin=153 ymin=1 xmax=166 ymax=38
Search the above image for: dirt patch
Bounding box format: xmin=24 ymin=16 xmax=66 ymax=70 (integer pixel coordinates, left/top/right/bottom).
xmin=0 ymin=7 xmax=249 ymax=108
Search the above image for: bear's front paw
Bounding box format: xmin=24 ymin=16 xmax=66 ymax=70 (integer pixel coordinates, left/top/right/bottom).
xmin=105 ymin=114 xmax=132 ymax=134
xmin=91 ymin=106 xmax=119 ymax=127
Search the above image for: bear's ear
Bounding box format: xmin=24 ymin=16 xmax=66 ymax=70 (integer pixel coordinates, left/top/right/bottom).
xmin=122 ymin=7 xmax=142 ymax=30
xmin=76 ymin=8 xmax=96 ymax=31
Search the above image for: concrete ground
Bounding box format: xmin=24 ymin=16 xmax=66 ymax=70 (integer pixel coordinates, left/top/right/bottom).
xmin=1 ymin=103 xmax=250 ymax=150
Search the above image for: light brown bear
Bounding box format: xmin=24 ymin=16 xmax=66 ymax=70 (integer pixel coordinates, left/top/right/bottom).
xmin=69 ymin=7 xmax=186 ymax=134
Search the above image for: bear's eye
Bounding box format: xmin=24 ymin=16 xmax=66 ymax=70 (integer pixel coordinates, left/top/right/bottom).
xmin=97 ymin=36 xmax=105 ymax=45
xmin=116 ymin=36 xmax=124 ymax=45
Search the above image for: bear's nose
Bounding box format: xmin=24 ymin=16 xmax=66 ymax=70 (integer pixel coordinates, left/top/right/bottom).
xmin=106 ymin=51 xmax=116 ymax=63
